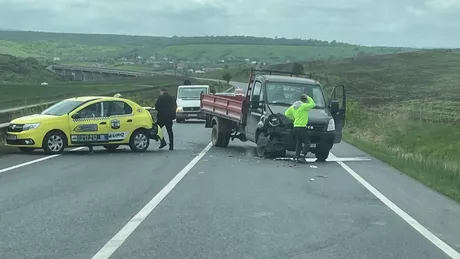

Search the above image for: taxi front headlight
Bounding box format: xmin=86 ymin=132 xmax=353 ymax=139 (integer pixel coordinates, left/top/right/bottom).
xmin=327 ymin=119 xmax=335 ymax=131
xmin=176 ymin=107 xmax=183 ymax=112
xmin=23 ymin=123 xmax=41 ymax=130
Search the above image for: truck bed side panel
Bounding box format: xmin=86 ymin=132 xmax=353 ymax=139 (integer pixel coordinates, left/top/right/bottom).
xmin=201 ymin=94 xmax=245 ymax=123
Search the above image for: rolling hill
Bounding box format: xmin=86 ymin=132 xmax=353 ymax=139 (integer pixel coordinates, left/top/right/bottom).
xmin=0 ymin=54 xmax=65 ymax=83
xmin=0 ymin=30 xmax=416 ymax=63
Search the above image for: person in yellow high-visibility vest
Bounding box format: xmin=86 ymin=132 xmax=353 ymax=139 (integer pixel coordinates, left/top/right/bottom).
xmin=284 ymin=94 xmax=316 ymax=161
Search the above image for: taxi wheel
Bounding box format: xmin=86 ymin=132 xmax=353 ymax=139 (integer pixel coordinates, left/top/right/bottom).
xmin=129 ymin=130 xmax=150 ymax=152
xmin=18 ymin=147 xmax=35 ymax=153
xmin=43 ymin=131 xmax=67 ymax=155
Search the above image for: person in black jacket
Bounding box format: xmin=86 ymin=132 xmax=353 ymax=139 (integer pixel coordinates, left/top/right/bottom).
xmin=155 ymin=88 xmax=177 ymax=150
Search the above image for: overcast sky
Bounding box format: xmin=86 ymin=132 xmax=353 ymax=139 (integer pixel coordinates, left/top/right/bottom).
xmin=0 ymin=0 xmax=459 ymax=48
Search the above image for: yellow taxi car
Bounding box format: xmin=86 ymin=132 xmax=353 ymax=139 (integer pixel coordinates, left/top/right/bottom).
xmin=5 ymin=96 xmax=164 ymax=155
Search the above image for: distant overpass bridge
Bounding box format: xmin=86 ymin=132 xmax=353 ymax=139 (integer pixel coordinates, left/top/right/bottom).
xmin=49 ymin=65 xmax=149 ymax=81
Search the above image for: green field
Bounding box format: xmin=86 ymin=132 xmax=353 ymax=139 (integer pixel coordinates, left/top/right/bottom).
xmin=0 ymin=30 xmax=416 ymax=62
xmin=0 ymin=75 xmax=199 ymax=110
xmin=151 ymin=44 xmax=410 ymax=62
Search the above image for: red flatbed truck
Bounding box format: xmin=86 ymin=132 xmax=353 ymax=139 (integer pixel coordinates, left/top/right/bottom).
xmin=200 ymin=69 xmax=346 ymax=161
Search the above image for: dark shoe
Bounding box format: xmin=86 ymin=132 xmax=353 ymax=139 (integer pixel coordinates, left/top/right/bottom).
xmin=159 ymin=139 xmax=167 ymax=149
xmin=169 ymin=144 xmax=174 ymax=150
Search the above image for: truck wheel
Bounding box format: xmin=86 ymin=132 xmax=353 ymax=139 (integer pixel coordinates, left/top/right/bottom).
xmin=211 ymin=124 xmax=230 ymax=147
xmin=129 ymin=130 xmax=150 ymax=152
xmin=256 ymin=132 xmax=269 ymax=157
xmin=315 ymin=147 xmax=331 ymax=161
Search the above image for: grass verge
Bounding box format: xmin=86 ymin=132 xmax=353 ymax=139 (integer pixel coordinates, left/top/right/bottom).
xmin=345 ymin=103 xmax=460 ymax=202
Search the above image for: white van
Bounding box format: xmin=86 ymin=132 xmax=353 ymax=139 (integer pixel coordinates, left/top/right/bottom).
xmin=175 ymin=85 xmax=210 ymax=123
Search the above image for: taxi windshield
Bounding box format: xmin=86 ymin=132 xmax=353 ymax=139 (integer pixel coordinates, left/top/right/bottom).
xmin=41 ymin=100 xmax=83 ymax=116
xmin=266 ymin=82 xmax=326 ymax=108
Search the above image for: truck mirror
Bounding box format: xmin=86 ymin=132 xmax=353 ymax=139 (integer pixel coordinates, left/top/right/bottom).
xmin=330 ymin=101 xmax=339 ymax=114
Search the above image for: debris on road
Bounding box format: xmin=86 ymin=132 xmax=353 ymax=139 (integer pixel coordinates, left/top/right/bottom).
xmin=310 ymin=165 xmax=318 ymax=169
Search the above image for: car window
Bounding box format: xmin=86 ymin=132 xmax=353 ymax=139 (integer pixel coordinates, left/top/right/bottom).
xmin=266 ymin=82 xmax=326 ymax=108
xmin=111 ymin=101 xmax=133 ymax=116
xmin=42 ymin=100 xmax=83 ymax=116
xmin=77 ymin=102 xmax=102 ymax=118
xmin=252 ymin=81 xmax=262 ymax=102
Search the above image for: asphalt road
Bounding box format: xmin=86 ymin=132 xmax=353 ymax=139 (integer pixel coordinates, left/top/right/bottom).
xmin=1 ymin=81 xmax=460 ymax=258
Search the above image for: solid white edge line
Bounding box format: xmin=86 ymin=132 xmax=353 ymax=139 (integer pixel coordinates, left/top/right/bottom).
xmin=91 ymin=142 xmax=213 ymax=259
xmin=0 ymin=147 xmax=86 ymax=175
xmin=329 ymin=153 xmax=460 ymax=259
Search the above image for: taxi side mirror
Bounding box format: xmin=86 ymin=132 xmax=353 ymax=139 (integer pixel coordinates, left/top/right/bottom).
xmin=72 ymin=113 xmax=81 ymax=119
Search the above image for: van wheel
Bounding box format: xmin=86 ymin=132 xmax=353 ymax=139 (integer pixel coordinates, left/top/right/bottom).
xmin=43 ymin=131 xmax=67 ymax=155
xmin=315 ymin=147 xmax=331 ymax=161
xmin=103 ymin=145 xmax=120 ymax=152
xmin=129 ymin=130 xmax=150 ymax=152
xmin=211 ymin=120 xmax=230 ymax=147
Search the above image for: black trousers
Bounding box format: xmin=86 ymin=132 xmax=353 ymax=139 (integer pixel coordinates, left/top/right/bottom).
xmin=294 ymin=127 xmax=310 ymax=158
xmin=157 ymin=119 xmax=174 ymax=146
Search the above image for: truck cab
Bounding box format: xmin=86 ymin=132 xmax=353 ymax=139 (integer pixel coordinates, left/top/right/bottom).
xmin=200 ymin=69 xmax=346 ymax=161
xmin=176 ymin=85 xmax=210 ymax=123
xmin=245 ymin=74 xmax=346 ymax=160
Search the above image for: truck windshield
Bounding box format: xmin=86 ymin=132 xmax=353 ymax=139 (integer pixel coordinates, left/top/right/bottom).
xmin=266 ymin=82 xmax=326 ymax=108
xmin=178 ymin=87 xmax=208 ymax=99
xmin=41 ymin=100 xmax=83 ymax=116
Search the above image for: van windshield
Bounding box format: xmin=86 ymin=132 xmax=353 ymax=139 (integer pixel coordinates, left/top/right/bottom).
xmin=266 ymin=82 xmax=326 ymax=108
xmin=178 ymin=87 xmax=208 ymax=99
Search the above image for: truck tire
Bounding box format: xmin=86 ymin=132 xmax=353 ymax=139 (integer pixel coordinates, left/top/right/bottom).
xmin=315 ymin=146 xmax=331 ymax=161
xmin=256 ymin=132 xmax=269 ymax=157
xmin=211 ymin=124 xmax=230 ymax=147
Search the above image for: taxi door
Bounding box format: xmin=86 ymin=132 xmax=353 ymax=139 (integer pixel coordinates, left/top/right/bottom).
xmin=103 ymin=101 xmax=136 ymax=144
xmin=68 ymin=101 xmax=111 ymax=145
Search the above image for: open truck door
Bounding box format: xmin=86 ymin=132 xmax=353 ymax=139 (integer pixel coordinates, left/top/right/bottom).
xmin=329 ymin=85 xmax=346 ymax=143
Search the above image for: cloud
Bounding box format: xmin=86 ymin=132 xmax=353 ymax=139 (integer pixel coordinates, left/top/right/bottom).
xmin=406 ymin=6 xmax=426 ymax=16
xmin=0 ymin=0 xmax=459 ymax=47
xmin=425 ymin=0 xmax=460 ymax=10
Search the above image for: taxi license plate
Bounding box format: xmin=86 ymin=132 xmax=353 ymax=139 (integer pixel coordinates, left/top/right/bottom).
xmin=7 ymin=134 xmax=17 ymax=140
xmin=188 ymin=114 xmax=197 ymax=117
xmin=71 ymin=134 xmax=108 ymax=142
xmin=310 ymin=144 xmax=317 ymax=148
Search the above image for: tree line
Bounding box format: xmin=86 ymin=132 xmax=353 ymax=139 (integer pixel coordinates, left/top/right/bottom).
xmin=0 ymin=30 xmax=353 ymax=47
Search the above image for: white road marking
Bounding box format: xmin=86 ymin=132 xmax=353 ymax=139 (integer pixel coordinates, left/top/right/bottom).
xmin=329 ymin=153 xmax=460 ymax=259
xmin=0 ymin=147 xmax=86 ymax=175
xmin=91 ymin=142 xmax=213 ymax=259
